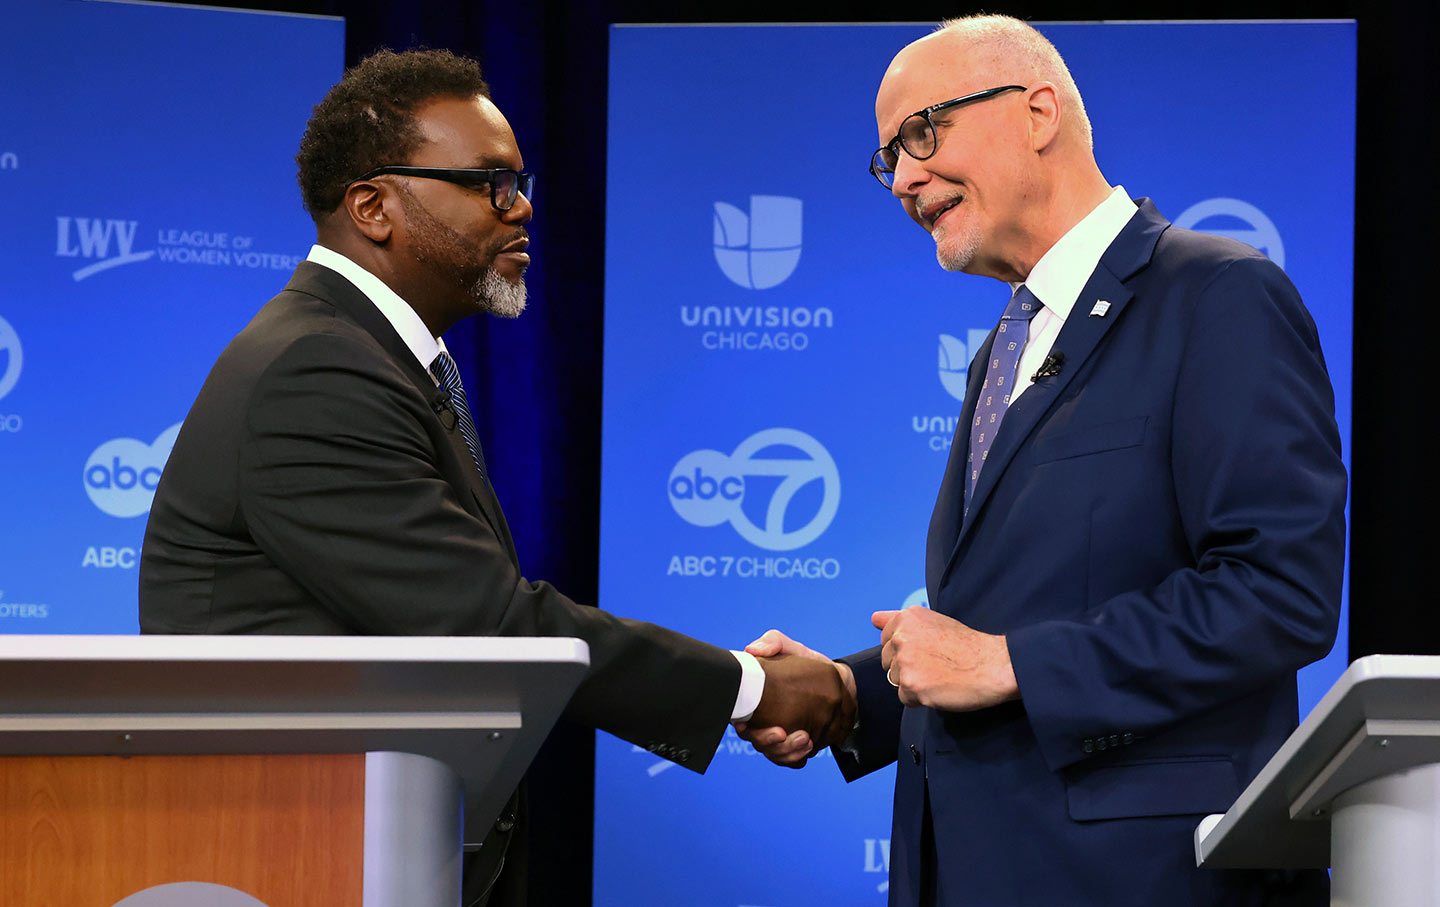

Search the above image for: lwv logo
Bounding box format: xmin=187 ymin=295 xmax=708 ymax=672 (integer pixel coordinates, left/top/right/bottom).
xmin=712 ymin=195 xmax=802 ymax=289
xmin=864 ymin=838 xmax=891 ymax=893
xmin=56 ymin=216 xmax=155 ymax=281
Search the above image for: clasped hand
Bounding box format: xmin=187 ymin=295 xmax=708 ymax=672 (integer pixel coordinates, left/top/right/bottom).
xmin=736 ymin=607 xmax=1019 ymax=768
xmin=740 ymin=651 xmax=857 ymax=769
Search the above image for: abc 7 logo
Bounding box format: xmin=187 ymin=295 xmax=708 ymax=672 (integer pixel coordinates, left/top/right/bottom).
xmin=0 ymin=313 xmax=22 ymax=402
xmin=668 ymin=428 xmax=839 ymax=551
xmin=83 ymin=423 xmax=182 ymax=518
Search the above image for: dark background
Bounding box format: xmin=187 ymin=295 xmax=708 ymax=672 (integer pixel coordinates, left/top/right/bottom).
xmin=163 ymin=0 xmax=1435 ymax=901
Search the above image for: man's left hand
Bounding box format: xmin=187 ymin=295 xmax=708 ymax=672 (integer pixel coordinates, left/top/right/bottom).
xmin=873 ymin=607 xmax=1020 ymax=711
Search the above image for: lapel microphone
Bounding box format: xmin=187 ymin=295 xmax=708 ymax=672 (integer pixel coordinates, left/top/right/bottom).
xmin=1031 ymin=351 xmax=1065 ymax=382
xmin=431 ymin=391 xmax=458 ymax=430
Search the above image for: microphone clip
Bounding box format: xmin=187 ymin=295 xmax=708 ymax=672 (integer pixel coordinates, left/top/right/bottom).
xmin=1031 ymin=351 xmax=1065 ymax=382
xmin=431 ymin=391 xmax=458 ymax=430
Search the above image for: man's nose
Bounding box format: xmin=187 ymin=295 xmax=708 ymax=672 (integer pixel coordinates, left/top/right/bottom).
xmin=890 ymin=150 xmax=929 ymax=199
xmin=503 ymin=190 xmax=534 ymax=225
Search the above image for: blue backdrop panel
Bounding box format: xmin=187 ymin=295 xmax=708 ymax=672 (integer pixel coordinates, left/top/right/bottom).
xmin=597 ymin=22 xmax=1354 ymax=905
xmin=0 ymin=0 xmax=343 ymax=633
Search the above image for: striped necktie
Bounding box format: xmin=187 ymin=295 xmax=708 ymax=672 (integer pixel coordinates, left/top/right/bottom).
xmin=429 ymin=351 xmax=488 ymax=484
xmin=965 ymin=284 xmax=1043 ymax=510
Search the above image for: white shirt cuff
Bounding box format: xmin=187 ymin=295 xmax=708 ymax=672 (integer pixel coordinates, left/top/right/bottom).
xmin=729 ymin=650 xmax=765 ymax=722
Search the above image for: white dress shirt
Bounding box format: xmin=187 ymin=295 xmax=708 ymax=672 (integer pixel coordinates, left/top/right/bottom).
xmin=305 ymin=245 xmax=765 ymax=721
xmin=1008 ymin=186 xmax=1138 ymax=405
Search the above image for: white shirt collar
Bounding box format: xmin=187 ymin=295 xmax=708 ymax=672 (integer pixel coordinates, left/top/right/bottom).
xmin=306 ymin=244 xmax=447 ymax=372
xmin=1017 ymin=186 xmax=1138 ymax=319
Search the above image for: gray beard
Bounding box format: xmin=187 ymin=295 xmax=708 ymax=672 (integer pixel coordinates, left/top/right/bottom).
xmin=397 ymin=181 xmax=527 ymax=319
xmin=934 ymin=221 xmax=984 ymax=272
xmin=476 ymin=267 xmax=527 ymax=318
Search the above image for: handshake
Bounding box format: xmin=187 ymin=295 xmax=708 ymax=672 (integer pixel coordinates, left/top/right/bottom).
xmin=736 ymin=630 xmax=857 ymax=769
xmin=732 ymin=608 xmax=1020 ymax=768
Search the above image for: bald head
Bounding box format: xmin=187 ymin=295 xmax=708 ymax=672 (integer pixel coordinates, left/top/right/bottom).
xmin=873 ymin=15 xmax=1111 ymax=282
xmin=882 ymin=16 xmax=1092 ymax=151
xmin=946 ymin=16 xmax=1091 ymax=148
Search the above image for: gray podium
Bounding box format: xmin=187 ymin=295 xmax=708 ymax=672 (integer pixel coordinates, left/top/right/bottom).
xmin=1195 ymin=654 xmax=1440 ymax=906
xmin=0 ymin=635 xmax=589 ymax=907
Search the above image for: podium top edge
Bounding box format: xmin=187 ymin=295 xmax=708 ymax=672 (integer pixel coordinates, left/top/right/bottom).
xmin=1288 ymin=654 xmax=1440 ymax=759
xmin=1344 ymin=653 xmax=1440 ymax=681
xmin=0 ymin=635 xmax=591 ymax=667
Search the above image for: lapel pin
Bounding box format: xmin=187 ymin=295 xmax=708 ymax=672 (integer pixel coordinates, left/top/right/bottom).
xmin=1089 ymin=300 xmax=1111 ymax=318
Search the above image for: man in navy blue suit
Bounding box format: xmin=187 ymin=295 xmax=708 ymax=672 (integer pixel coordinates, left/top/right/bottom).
xmin=739 ymin=14 xmax=1345 ymax=905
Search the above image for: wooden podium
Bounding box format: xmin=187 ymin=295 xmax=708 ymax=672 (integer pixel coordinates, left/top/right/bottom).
xmin=0 ymin=635 xmax=589 ymax=907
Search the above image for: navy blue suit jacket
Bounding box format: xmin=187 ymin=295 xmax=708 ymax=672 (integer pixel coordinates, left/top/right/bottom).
xmin=837 ymin=200 xmax=1345 ymax=906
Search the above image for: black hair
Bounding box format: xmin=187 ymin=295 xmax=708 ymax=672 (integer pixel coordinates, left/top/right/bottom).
xmin=295 ymin=48 xmax=490 ymax=221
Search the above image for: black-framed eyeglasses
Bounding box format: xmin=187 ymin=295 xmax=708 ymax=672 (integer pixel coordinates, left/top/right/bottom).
xmin=347 ymin=165 xmax=536 ymax=211
xmin=869 ymin=85 xmax=1027 ymax=189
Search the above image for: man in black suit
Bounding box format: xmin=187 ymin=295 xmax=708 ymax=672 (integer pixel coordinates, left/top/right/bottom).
xmin=139 ymin=49 xmax=854 ymax=905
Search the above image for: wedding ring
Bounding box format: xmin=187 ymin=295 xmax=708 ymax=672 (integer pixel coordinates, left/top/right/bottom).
xmin=887 ymin=667 xmax=899 ymax=687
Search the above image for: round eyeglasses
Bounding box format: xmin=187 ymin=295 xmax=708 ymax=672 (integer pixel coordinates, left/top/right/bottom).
xmin=869 ymin=85 xmax=1026 ymax=190
xmin=347 ymin=165 xmax=535 ymax=211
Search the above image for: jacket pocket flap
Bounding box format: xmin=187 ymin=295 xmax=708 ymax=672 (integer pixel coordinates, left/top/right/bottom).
xmin=1032 ymin=415 xmax=1147 ymax=464
xmin=1066 ymin=757 xmax=1238 ymax=821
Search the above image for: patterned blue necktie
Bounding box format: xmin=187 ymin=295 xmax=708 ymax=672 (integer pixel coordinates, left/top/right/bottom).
xmin=965 ymin=285 xmax=1043 ymax=510
xmin=429 ymin=351 xmax=488 ymax=484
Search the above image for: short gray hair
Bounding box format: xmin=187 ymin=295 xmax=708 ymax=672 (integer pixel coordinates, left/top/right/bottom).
xmin=937 ymin=14 xmax=1093 ymax=150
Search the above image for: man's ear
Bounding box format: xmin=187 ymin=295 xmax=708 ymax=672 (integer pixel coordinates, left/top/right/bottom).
xmin=1026 ymin=82 xmax=1062 ymax=153
xmin=341 ymin=179 xmax=395 ymax=243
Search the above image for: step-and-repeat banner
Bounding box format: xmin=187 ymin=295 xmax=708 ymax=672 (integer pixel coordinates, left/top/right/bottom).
xmin=597 ymin=22 xmax=1355 ymax=905
xmin=0 ymin=0 xmax=342 ymax=632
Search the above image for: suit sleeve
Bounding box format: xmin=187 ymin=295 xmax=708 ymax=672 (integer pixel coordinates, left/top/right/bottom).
xmin=1006 ymin=256 xmax=1347 ymax=773
xmin=834 ymin=645 xmax=905 ymax=780
xmin=235 ymin=330 xmax=739 ymax=771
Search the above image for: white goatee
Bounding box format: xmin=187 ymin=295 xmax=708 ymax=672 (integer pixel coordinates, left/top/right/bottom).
xmin=477 ymin=267 xmax=527 ymax=318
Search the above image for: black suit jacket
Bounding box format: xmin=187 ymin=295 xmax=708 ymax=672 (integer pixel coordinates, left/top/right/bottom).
xmin=140 ymin=261 xmax=739 ymax=900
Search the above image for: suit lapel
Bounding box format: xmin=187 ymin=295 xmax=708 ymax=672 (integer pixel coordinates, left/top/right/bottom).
xmin=284 ymin=262 xmax=438 ymax=398
xmin=938 ymin=200 xmax=1171 ymax=580
xmin=281 ymin=263 xmax=510 ymax=537
xmin=954 ymin=272 xmax=1135 ymax=543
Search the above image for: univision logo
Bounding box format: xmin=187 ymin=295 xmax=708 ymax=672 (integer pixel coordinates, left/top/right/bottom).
xmin=1174 ymin=198 xmax=1285 ymax=270
xmin=668 ymin=427 xmax=839 ymax=551
xmin=712 ymin=195 xmax=803 ymax=289
xmin=83 ymin=423 xmax=182 ymax=518
xmin=0 ymin=315 xmax=21 ymax=401
xmin=937 ymin=330 xmax=992 ymax=401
